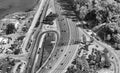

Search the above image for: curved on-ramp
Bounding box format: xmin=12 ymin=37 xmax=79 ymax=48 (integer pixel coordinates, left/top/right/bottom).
xmin=25 ymin=28 xmax=60 ymax=73
xmin=37 ymin=0 xmax=81 ymax=73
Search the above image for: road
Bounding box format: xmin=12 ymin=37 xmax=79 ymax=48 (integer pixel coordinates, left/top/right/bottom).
xmin=25 ymin=0 xmax=51 ymax=73
xmin=37 ymin=0 xmax=120 ymax=73
xmin=21 ymin=0 xmax=48 ymax=54
xmin=23 ymin=0 xmax=120 ymax=73
xmin=36 ymin=0 xmax=81 ymax=73
xmin=25 ymin=28 xmax=59 ymax=73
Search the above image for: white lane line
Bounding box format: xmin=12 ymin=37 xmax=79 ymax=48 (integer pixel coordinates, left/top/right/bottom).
xmin=36 ymin=32 xmax=59 ymax=73
xmin=52 ymin=20 xmax=80 ymax=73
xmin=53 ymin=45 xmax=79 ymax=73
xmin=61 ymin=45 xmax=80 ymax=73
xmin=32 ymin=33 xmax=46 ymax=73
xmin=22 ymin=0 xmax=48 ymax=54
xmin=48 ymin=18 xmax=72 ymax=73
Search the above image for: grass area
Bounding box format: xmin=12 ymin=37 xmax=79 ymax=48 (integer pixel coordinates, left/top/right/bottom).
xmin=43 ymin=32 xmax=56 ymax=54
xmin=42 ymin=32 xmax=56 ymax=62
xmin=34 ymin=32 xmax=56 ymax=71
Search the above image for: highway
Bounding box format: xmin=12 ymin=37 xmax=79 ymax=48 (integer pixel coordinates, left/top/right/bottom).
xmin=25 ymin=0 xmax=51 ymax=73
xmin=36 ymin=0 xmax=81 ymax=73
xmin=25 ymin=29 xmax=59 ymax=73
xmin=21 ymin=0 xmax=48 ymax=54
xmin=50 ymin=20 xmax=81 ymax=73
xmin=22 ymin=0 xmax=120 ymax=73
xmin=49 ymin=1 xmax=120 ymax=72
xmin=37 ymin=0 xmax=120 ymax=73
xmin=24 ymin=0 xmax=64 ymax=72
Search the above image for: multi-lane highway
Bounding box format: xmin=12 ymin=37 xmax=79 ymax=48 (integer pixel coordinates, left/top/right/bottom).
xmin=22 ymin=0 xmax=120 ymax=73
xmin=21 ymin=0 xmax=49 ymax=54
xmin=25 ymin=0 xmax=51 ymax=73
xmin=36 ymin=0 xmax=81 ymax=73
xmin=37 ymin=0 xmax=120 ymax=73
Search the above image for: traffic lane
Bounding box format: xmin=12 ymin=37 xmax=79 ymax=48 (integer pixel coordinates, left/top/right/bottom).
xmin=42 ymin=0 xmax=82 ymax=72
xmin=26 ymin=0 xmax=59 ymax=72
xmin=34 ymin=32 xmax=58 ymax=72
xmin=31 ymin=0 xmax=61 ymax=70
xmin=25 ymin=30 xmax=59 ymax=73
xmin=66 ymin=19 xmax=81 ymax=44
xmin=37 ymin=8 xmax=71 ymax=73
xmin=37 ymin=24 xmax=70 ymax=73
xmin=54 ymin=0 xmax=70 ymax=46
xmin=40 ymin=0 xmax=80 ymax=72
xmin=59 ymin=23 xmax=84 ymax=73
xmin=51 ymin=19 xmax=81 ymax=73
xmin=54 ymin=0 xmax=80 ymax=45
xmin=25 ymin=28 xmax=40 ymax=73
xmin=42 ymin=18 xmax=81 ymax=73
xmin=36 ymin=20 xmax=70 ymax=73
xmin=22 ymin=0 xmax=49 ymax=53
xmin=56 ymin=13 xmax=70 ymax=46
xmin=32 ymin=0 xmax=52 ymax=42
xmin=37 ymin=46 xmax=69 ymax=73
xmin=52 ymin=45 xmax=79 ymax=73
xmin=36 ymin=17 xmax=71 ymax=71
xmin=39 ymin=21 xmax=72 ymax=72
xmin=37 ymin=14 xmax=71 ymax=73
xmin=25 ymin=28 xmax=43 ymax=73
xmin=31 ymin=33 xmax=46 ymax=73
xmin=37 ymin=0 xmax=73 ymax=72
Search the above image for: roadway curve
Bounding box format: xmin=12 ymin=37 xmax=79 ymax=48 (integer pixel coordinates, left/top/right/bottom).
xmin=36 ymin=0 xmax=120 ymax=73
xmin=25 ymin=0 xmax=52 ymax=73
xmin=25 ymin=29 xmax=59 ymax=73
xmin=21 ymin=0 xmax=49 ymax=54
xmin=37 ymin=0 xmax=81 ymax=73
xmin=50 ymin=19 xmax=81 ymax=73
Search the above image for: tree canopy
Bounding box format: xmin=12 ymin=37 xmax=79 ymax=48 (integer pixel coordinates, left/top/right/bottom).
xmin=42 ymin=12 xmax=58 ymax=25
xmin=57 ymin=0 xmax=120 ymax=50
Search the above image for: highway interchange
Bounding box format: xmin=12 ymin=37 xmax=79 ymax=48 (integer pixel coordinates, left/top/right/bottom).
xmin=23 ymin=0 xmax=120 ymax=73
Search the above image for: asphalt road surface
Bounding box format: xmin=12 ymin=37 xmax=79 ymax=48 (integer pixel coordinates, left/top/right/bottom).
xmin=26 ymin=0 xmax=120 ymax=73
xmin=36 ymin=0 xmax=81 ymax=73
xmin=25 ymin=0 xmax=51 ymax=73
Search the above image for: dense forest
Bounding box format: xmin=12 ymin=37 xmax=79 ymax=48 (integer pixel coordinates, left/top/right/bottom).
xmin=57 ymin=0 xmax=120 ymax=50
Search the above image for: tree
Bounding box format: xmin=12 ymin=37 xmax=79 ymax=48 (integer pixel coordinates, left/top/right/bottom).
xmin=42 ymin=12 xmax=58 ymax=25
xmin=66 ymin=66 xmax=77 ymax=73
xmin=5 ymin=23 xmax=16 ymax=35
xmin=57 ymin=0 xmax=89 ymax=22
xmin=14 ymin=49 xmax=20 ymax=55
xmin=115 ymin=0 xmax=120 ymax=3
xmin=57 ymin=0 xmax=110 ymax=29
xmin=57 ymin=0 xmax=120 ymax=50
